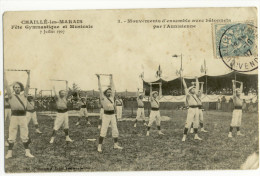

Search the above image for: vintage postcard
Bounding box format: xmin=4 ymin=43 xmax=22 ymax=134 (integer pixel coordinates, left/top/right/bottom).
xmin=2 ymin=7 xmax=258 ymax=173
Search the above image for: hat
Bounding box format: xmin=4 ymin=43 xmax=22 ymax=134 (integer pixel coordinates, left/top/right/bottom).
xmin=13 ymin=82 xmax=24 ymax=91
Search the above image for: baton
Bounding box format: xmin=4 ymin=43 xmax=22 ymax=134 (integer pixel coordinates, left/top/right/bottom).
xmin=149 ymin=83 xmax=162 ymax=85
xmin=96 ymin=74 xmax=112 ymax=76
xmin=50 ymin=79 xmax=67 ymax=82
xmin=6 ymin=69 xmax=30 ymax=72
xmin=191 ymin=81 xmax=204 ymax=84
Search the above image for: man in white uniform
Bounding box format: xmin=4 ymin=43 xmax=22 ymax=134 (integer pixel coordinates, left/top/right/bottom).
xmin=4 ymin=70 xmax=34 ymax=159
xmin=190 ymin=78 xmax=208 ymax=133
xmin=49 ymin=86 xmax=73 ymax=143
xmin=228 ymin=80 xmax=244 ymax=138
xmin=134 ymin=88 xmax=146 ymax=127
xmin=146 ymin=87 xmax=164 ymax=136
xmin=97 ymin=74 xmax=123 ymax=152
xmin=76 ymin=96 xmax=90 ymax=126
xmin=26 ymin=95 xmax=42 ymax=134
xmin=182 ymin=77 xmax=202 ymax=142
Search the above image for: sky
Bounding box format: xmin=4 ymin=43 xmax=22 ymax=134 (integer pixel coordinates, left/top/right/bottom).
xmin=4 ymin=8 xmax=257 ymax=92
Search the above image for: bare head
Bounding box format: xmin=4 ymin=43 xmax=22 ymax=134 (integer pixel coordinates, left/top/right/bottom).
xmin=59 ymin=90 xmax=66 ymax=98
xmin=104 ymin=88 xmax=112 ymax=97
xmin=189 ymin=86 xmax=196 ymax=94
xmin=139 ymin=94 xmax=144 ymax=99
xmin=13 ymin=82 xmax=24 ymax=94
xmin=27 ymin=96 xmax=34 ymax=102
xmin=152 ymin=91 xmax=158 ymax=98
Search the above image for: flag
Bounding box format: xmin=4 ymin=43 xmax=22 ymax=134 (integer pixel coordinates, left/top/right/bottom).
xmin=156 ymin=65 xmax=162 ymax=78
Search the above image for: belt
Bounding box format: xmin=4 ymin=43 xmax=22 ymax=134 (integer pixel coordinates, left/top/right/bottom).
xmin=116 ymin=105 xmax=122 ymax=106
xmin=81 ymin=105 xmax=87 ymax=108
xmin=5 ymin=105 xmax=11 ymax=109
xmin=12 ymin=110 xmax=26 ymax=116
xmin=234 ymin=106 xmax=242 ymax=109
xmin=27 ymin=110 xmax=36 ymax=113
xmin=57 ymin=109 xmax=68 ymax=113
xmin=104 ymin=110 xmax=115 ymax=115
xmin=138 ymin=106 xmax=144 ymax=108
xmin=189 ymin=105 xmax=199 ymax=108
xmin=151 ymin=107 xmax=159 ymax=111
xmin=198 ymin=105 xmax=203 ymax=109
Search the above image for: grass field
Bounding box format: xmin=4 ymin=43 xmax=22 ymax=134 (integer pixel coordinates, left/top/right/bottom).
xmin=4 ymin=110 xmax=259 ymax=172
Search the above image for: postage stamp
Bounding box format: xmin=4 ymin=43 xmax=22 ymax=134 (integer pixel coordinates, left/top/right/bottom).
xmin=212 ymin=21 xmax=258 ymax=72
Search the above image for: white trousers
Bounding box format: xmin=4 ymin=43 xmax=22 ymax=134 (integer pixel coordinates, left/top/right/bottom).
xmin=79 ymin=108 xmax=88 ymax=117
xmin=148 ymin=110 xmax=161 ymax=126
xmin=116 ymin=106 xmax=123 ymax=119
xmin=230 ymin=109 xmax=242 ymax=127
xmin=100 ymin=108 xmax=104 ymax=120
xmin=136 ymin=108 xmax=145 ymax=120
xmin=185 ymin=108 xmax=199 ymax=128
xmin=26 ymin=112 xmax=38 ymax=125
xmin=100 ymin=114 xmax=119 ymax=138
xmin=54 ymin=112 xmax=69 ymax=130
xmin=8 ymin=115 xmax=29 ymax=143
xmin=5 ymin=108 xmax=11 ymax=121
xmin=198 ymin=109 xmax=203 ymax=123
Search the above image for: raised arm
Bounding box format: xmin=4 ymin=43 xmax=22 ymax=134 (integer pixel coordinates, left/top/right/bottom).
xmin=110 ymin=74 xmax=115 ymax=98
xmin=232 ymin=80 xmax=236 ymax=97
xmin=4 ymin=71 xmax=12 ymax=98
xmin=240 ymin=82 xmax=243 ymax=93
xmin=97 ymin=74 xmax=103 ymax=100
xmin=136 ymin=88 xmax=140 ymax=99
xmin=53 ymin=86 xmax=58 ymax=98
xmin=24 ymin=70 xmax=30 ymax=97
xmin=149 ymin=84 xmax=153 ymax=101
xmin=195 ymin=77 xmax=199 ymax=94
xmin=200 ymin=82 xmax=204 ymax=94
xmin=182 ymin=78 xmax=188 ymax=95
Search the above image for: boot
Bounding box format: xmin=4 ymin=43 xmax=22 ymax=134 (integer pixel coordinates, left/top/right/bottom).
xmin=25 ymin=149 xmax=34 ymax=158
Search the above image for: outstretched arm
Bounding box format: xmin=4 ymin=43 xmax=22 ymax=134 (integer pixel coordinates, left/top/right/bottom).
xmin=240 ymin=82 xmax=243 ymax=93
xmin=200 ymin=82 xmax=204 ymax=94
xmin=97 ymin=74 xmax=103 ymax=100
xmin=195 ymin=77 xmax=199 ymax=94
xmin=182 ymin=78 xmax=188 ymax=95
xmin=110 ymin=74 xmax=115 ymax=98
xmin=53 ymin=86 xmax=58 ymax=98
xmin=4 ymin=71 xmax=12 ymax=98
xmin=232 ymin=80 xmax=236 ymax=97
xmin=24 ymin=70 xmax=30 ymax=97
xmin=136 ymin=88 xmax=139 ymax=99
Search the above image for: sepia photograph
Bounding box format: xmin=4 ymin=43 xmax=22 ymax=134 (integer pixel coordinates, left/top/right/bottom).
xmin=1 ymin=5 xmax=259 ymax=174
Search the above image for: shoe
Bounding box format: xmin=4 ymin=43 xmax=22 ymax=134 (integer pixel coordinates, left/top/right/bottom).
xmin=5 ymin=141 xmax=9 ymax=147
xmin=5 ymin=150 xmax=13 ymax=159
xmin=87 ymin=122 xmax=91 ymax=125
xmin=144 ymin=123 xmax=147 ymax=126
xmin=50 ymin=137 xmax=55 ymax=144
xmin=158 ymin=131 xmax=165 ymax=135
xmin=76 ymin=122 xmax=80 ymax=126
xmin=25 ymin=149 xmax=34 ymax=158
xmin=146 ymin=132 xmax=150 ymax=136
xmin=194 ymin=135 xmax=202 ymax=140
xmin=134 ymin=123 xmax=137 ymax=128
xmin=201 ymin=128 xmax=208 ymax=133
xmin=237 ymin=132 xmax=245 ymax=136
xmin=228 ymin=133 xmax=233 ymax=138
xmin=190 ymin=128 xmax=194 ymax=134
xmin=35 ymin=129 xmax=42 ymax=134
xmin=114 ymin=144 xmax=123 ymax=150
xmin=98 ymin=125 xmax=101 ymax=129
xmin=182 ymin=135 xmax=186 ymax=142
xmin=97 ymin=145 xmax=102 ymax=153
xmin=65 ymin=136 xmax=73 ymax=142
